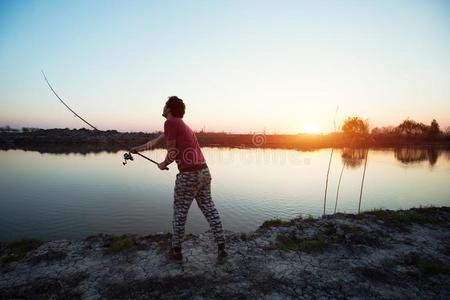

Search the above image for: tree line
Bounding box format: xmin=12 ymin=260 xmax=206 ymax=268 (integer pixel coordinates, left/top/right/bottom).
xmin=341 ymin=117 xmax=448 ymax=138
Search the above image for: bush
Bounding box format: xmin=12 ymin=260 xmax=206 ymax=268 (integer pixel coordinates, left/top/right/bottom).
xmin=1 ymin=238 xmax=43 ymax=263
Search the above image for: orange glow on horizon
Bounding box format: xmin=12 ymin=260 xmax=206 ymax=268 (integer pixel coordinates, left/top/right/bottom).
xmin=301 ymin=124 xmax=322 ymax=135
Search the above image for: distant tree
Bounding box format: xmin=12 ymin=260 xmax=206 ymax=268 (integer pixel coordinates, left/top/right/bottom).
xmin=396 ymin=119 xmax=428 ymax=136
xmin=428 ymin=119 xmax=441 ymax=137
xmin=341 ymin=117 xmax=369 ymax=136
xmin=0 ymin=125 xmax=19 ymax=133
xmin=396 ymin=119 xmax=441 ymax=137
xmin=417 ymin=123 xmax=428 ymax=134
xmin=22 ymin=127 xmax=40 ymax=133
xmin=371 ymin=126 xmax=395 ymax=135
xmin=397 ymin=119 xmax=415 ymax=135
xmin=371 ymin=127 xmax=380 ymax=135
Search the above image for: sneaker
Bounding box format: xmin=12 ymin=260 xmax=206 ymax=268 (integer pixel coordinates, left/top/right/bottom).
xmin=169 ymin=246 xmax=182 ymax=261
xmin=217 ymin=243 xmax=228 ymax=260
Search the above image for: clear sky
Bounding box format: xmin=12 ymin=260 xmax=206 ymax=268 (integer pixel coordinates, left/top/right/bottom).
xmin=1 ymin=0 xmax=449 ymax=134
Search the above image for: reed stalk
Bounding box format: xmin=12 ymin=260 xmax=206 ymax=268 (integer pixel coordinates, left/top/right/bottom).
xmin=323 ymin=106 xmax=339 ymax=216
xmin=358 ymin=148 xmax=369 ymax=213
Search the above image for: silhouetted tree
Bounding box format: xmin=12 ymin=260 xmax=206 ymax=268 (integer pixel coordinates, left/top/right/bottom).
xmin=397 ymin=120 xmax=414 ymax=135
xmin=396 ymin=119 xmax=429 ymax=136
xmin=0 ymin=125 xmax=19 ymax=133
xmin=428 ymin=119 xmax=441 ymax=137
xmin=341 ymin=117 xmax=369 ymax=136
xmin=371 ymin=126 xmax=395 ymax=135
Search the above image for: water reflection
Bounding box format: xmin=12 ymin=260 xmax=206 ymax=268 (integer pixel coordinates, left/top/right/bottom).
xmin=394 ymin=147 xmax=441 ymax=166
xmin=338 ymin=147 xmax=443 ymax=168
xmin=0 ymin=148 xmax=449 ymax=242
xmin=3 ymin=144 xmax=446 ymax=168
xmin=341 ymin=148 xmax=368 ymax=168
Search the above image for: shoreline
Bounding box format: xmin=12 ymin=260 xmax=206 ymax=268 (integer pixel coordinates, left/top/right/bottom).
xmin=1 ymin=129 xmax=449 ymax=153
xmin=1 ymin=206 xmax=449 ymax=299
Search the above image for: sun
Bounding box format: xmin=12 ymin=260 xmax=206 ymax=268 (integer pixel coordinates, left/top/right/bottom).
xmin=302 ymin=124 xmax=322 ymax=134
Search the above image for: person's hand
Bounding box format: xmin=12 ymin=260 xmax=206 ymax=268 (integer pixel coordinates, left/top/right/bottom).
xmin=158 ymin=161 xmax=167 ymax=170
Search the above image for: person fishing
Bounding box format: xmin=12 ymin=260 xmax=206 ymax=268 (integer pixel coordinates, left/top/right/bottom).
xmin=41 ymin=73 xmax=227 ymax=261
xmin=131 ymin=96 xmax=228 ymax=261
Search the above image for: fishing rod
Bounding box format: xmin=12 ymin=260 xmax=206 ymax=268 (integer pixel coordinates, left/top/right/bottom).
xmin=41 ymin=70 xmax=168 ymax=170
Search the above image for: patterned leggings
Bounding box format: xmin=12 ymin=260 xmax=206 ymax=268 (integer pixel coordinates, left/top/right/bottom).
xmin=172 ymin=167 xmax=225 ymax=248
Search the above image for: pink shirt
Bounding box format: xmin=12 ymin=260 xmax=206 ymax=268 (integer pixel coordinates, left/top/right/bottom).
xmin=163 ymin=118 xmax=206 ymax=172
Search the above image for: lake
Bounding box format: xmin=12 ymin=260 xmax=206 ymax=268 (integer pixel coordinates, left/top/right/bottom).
xmin=1 ymin=147 xmax=449 ymax=242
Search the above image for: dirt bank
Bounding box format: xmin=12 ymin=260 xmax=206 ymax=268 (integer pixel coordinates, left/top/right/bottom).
xmin=1 ymin=207 xmax=449 ymax=299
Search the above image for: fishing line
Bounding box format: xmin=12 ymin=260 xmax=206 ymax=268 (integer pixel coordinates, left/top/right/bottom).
xmin=41 ymin=70 xmax=168 ymax=170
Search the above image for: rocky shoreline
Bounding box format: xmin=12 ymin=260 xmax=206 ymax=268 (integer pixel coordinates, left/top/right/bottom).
xmin=1 ymin=207 xmax=449 ymax=299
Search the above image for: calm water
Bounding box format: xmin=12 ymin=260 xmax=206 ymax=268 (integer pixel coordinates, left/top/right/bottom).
xmin=1 ymin=148 xmax=449 ymax=242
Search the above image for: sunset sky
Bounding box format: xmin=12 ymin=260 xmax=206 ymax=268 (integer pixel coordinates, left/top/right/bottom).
xmin=1 ymin=0 xmax=449 ymax=134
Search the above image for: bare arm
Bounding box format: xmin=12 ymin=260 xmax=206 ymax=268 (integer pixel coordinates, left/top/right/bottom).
xmin=158 ymin=139 xmax=177 ymax=170
xmin=131 ymin=133 xmax=165 ymax=153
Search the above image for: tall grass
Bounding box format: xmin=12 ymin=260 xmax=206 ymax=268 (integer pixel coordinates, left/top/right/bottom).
xmin=323 ymin=106 xmax=339 ymax=216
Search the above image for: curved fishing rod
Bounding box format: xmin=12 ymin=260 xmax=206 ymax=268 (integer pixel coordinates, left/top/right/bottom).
xmin=41 ymin=70 xmax=168 ymax=170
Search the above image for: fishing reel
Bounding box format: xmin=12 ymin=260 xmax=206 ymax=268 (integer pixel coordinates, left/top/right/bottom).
xmin=122 ymin=150 xmax=167 ymax=170
xmin=122 ymin=152 xmax=134 ymax=166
